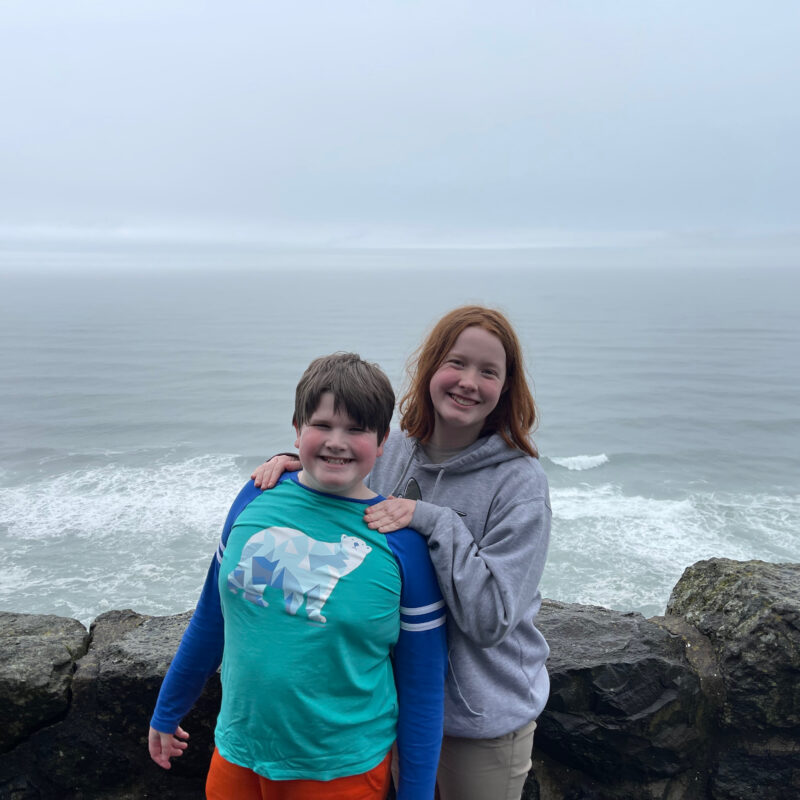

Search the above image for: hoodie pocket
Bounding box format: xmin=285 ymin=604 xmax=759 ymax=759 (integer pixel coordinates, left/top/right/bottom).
xmin=446 ymin=651 xmax=486 ymax=718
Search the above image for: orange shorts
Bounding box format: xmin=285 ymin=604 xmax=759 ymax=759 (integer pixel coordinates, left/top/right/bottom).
xmin=205 ymin=747 xmax=392 ymax=800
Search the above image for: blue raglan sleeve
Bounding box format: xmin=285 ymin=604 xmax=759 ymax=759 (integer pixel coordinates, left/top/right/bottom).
xmin=385 ymin=527 xmax=448 ymax=800
xmin=149 ymin=481 xmax=262 ymax=733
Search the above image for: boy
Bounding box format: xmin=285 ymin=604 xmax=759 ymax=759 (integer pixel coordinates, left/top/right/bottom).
xmin=148 ymin=353 xmax=447 ymax=799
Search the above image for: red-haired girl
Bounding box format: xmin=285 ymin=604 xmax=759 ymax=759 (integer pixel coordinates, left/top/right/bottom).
xmin=253 ymin=306 xmax=551 ymax=800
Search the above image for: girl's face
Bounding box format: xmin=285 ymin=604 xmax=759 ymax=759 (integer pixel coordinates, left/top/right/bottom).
xmin=428 ymin=326 xmax=507 ymax=448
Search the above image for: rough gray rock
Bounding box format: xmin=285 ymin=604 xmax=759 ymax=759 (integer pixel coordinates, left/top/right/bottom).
xmin=666 ymin=558 xmax=800 ymax=730
xmin=530 ymin=601 xmax=717 ymax=799
xmin=666 ymin=558 xmax=800 ymax=800
xmin=0 ymin=613 xmax=89 ymax=753
xmin=2 ymin=559 xmax=799 ymax=800
xmin=0 ymin=609 xmax=219 ymax=799
xmin=521 ymin=559 xmax=800 ymax=800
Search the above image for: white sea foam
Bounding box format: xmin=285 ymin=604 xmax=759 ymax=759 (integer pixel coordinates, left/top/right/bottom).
xmin=549 ymin=453 xmax=609 ymax=471
xmin=0 ymin=455 xmax=246 ymax=625
xmin=543 ymin=484 xmax=800 ymax=617
xmin=2 ymin=458 xmax=799 ymax=626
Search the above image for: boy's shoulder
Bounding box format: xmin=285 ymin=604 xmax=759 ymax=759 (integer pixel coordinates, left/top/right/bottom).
xmin=382 ymin=522 xmax=446 ymax=625
xmin=221 ymin=479 xmax=265 ymax=534
xmin=382 ymin=521 xmax=433 ymax=565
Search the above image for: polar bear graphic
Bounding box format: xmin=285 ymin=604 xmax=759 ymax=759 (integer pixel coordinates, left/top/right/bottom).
xmin=227 ymin=526 xmax=371 ymax=623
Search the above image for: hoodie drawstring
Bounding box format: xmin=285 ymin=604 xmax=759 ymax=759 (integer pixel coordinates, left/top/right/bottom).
xmin=430 ymin=468 xmax=445 ymax=504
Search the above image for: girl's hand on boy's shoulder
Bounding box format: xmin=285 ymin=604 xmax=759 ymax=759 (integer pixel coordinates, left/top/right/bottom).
xmin=148 ymin=725 xmax=189 ymax=769
xmin=364 ymin=496 xmax=416 ymax=533
xmin=252 ymin=454 xmax=301 ymax=489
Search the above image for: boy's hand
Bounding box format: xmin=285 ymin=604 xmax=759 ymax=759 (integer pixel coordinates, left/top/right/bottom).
xmin=252 ymin=455 xmax=301 ymax=489
xmin=148 ymin=725 xmax=189 ymax=769
xmin=364 ymin=496 xmax=417 ymax=533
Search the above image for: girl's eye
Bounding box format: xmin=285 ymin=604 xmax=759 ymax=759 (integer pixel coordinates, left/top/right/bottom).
xmin=447 ymin=358 xmax=463 ymax=367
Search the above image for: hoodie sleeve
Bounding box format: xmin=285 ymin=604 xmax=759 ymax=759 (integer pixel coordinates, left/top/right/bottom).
xmin=410 ymin=463 xmax=551 ymax=648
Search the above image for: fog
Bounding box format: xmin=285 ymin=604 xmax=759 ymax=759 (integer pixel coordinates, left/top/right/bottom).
xmin=1 ymin=1 xmax=798 ymax=260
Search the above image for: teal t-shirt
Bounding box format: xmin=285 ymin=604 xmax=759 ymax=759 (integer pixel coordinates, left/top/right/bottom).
xmin=215 ymin=477 xmax=401 ymax=780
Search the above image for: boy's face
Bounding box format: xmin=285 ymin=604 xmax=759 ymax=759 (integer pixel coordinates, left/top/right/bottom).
xmin=294 ymin=392 xmax=387 ymax=500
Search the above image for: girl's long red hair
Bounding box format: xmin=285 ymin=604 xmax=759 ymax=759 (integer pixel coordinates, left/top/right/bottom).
xmin=399 ymin=306 xmax=539 ymax=457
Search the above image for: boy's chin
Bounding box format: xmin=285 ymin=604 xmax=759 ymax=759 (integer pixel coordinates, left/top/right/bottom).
xmin=298 ymin=470 xmax=372 ymax=499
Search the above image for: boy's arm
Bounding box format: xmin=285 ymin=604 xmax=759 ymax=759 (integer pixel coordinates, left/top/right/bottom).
xmin=150 ymin=481 xmax=262 ymax=738
xmin=386 ymin=528 xmax=448 ymax=800
xmin=149 ymin=553 xmax=225 ymax=734
xmin=148 ymin=725 xmax=189 ymax=769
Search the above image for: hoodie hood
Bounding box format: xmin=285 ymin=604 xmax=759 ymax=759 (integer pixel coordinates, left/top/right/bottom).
xmin=387 ymin=432 xmax=527 ymax=501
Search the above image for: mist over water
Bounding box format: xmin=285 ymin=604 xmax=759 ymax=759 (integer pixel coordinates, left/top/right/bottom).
xmin=1 ymin=252 xmax=799 ymax=624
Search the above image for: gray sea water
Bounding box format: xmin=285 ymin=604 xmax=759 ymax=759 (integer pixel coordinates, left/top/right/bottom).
xmin=1 ymin=248 xmax=799 ymax=625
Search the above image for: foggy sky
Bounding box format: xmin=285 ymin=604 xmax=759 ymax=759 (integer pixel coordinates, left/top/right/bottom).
xmin=1 ymin=1 xmax=798 ymax=252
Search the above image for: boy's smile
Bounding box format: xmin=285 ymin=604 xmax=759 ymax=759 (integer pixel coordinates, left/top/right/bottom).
xmin=294 ymin=392 xmax=386 ymax=500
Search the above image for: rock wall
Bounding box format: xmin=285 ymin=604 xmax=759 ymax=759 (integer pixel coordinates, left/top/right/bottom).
xmin=1 ymin=558 xmax=798 ymax=800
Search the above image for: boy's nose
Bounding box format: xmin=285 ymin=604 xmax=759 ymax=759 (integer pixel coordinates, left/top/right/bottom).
xmin=324 ymin=430 xmax=346 ymax=449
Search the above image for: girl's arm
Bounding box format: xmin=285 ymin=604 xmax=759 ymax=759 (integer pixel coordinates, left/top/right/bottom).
xmin=251 ymin=454 xmax=301 ymax=489
xmin=409 ymin=466 xmax=551 ymax=648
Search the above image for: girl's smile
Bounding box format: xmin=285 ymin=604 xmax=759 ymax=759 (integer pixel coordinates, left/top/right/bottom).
xmin=447 ymin=393 xmax=479 ymax=407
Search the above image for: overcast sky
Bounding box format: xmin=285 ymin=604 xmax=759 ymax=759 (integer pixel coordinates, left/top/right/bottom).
xmin=1 ymin=1 xmax=798 ymax=254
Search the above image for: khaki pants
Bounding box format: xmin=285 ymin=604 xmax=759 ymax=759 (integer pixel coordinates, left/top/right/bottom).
xmin=436 ymin=720 xmax=536 ymax=800
xmin=391 ymin=719 xmax=536 ymax=800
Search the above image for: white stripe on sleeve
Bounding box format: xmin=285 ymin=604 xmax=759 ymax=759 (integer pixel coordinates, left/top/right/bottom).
xmin=400 ymin=617 xmax=447 ymax=632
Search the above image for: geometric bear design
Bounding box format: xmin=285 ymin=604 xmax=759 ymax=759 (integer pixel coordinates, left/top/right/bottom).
xmin=227 ymin=526 xmax=372 ymax=623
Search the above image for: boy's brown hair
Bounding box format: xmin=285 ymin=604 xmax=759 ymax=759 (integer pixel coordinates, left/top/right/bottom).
xmin=293 ymin=352 xmax=395 ymax=443
xmin=399 ymin=306 xmax=539 ymax=457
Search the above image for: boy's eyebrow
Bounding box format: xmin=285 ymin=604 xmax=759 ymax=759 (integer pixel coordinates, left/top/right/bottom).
xmin=307 ymin=410 xmax=373 ymax=429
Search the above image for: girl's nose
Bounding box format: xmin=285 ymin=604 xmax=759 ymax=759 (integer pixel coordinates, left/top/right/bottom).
xmin=457 ymin=368 xmax=478 ymax=390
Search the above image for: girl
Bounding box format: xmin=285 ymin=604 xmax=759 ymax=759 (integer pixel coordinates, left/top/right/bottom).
xmin=253 ymin=306 xmax=551 ymax=800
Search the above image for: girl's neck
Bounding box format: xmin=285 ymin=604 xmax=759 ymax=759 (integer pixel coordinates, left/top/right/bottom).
xmin=428 ymin=421 xmax=483 ymax=451
xmin=422 ymin=440 xmax=469 ymax=464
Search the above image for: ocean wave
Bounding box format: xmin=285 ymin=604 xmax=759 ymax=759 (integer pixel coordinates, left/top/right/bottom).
xmin=549 ymin=453 xmax=609 ymax=471
xmin=542 ymin=484 xmax=800 ymax=618
xmin=0 ymin=454 xmax=243 ymax=541
xmin=0 ymin=454 xmax=247 ymax=625
xmin=2 ymin=461 xmax=799 ymax=626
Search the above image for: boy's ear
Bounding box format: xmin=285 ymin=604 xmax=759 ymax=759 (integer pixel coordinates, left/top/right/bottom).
xmin=376 ymin=430 xmax=389 ymax=457
xmin=293 ymin=425 xmax=301 ymax=449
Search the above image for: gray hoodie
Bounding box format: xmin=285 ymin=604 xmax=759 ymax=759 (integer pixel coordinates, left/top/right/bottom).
xmin=367 ymin=430 xmax=551 ymax=739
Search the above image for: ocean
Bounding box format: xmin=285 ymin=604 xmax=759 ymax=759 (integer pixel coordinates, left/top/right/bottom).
xmin=1 ymin=248 xmax=798 ymax=626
